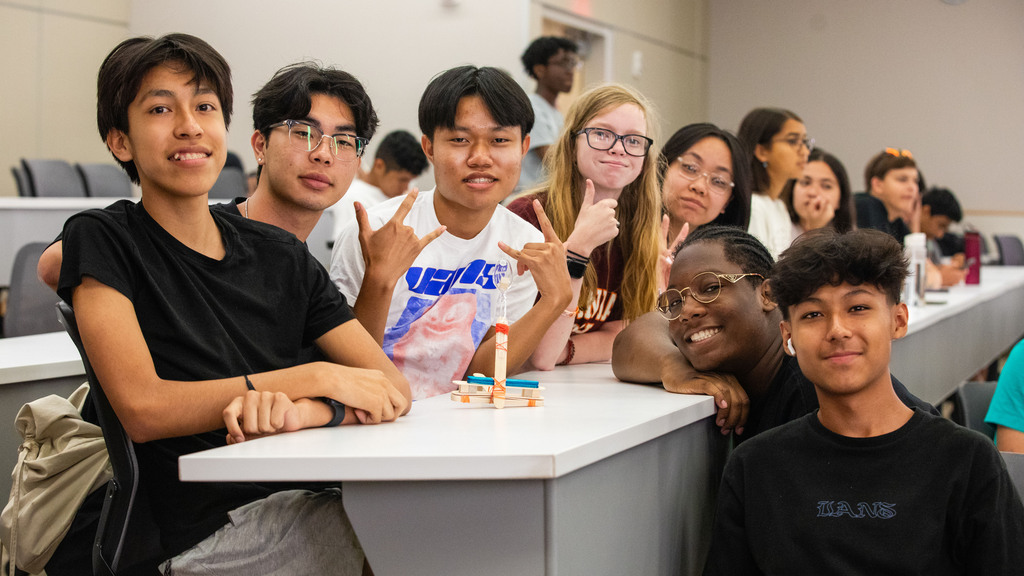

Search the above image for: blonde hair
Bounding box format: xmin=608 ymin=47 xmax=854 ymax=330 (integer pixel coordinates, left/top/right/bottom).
xmin=540 ymin=84 xmax=661 ymax=321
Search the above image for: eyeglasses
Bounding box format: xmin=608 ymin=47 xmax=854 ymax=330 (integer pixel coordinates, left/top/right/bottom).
xmin=577 ymin=127 xmax=653 ymax=157
xmin=266 ymin=120 xmax=367 ymax=161
xmin=773 ymin=135 xmax=814 ymax=153
xmin=656 ymin=271 xmax=764 ymax=320
xmin=885 ymin=147 xmax=913 ymax=159
xmin=674 ymin=158 xmax=735 ymax=196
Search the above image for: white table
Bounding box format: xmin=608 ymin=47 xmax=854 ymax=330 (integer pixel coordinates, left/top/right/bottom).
xmin=180 ymin=364 xmax=728 ymax=576
xmin=0 ymin=331 xmax=86 ymax=500
xmin=895 ymin=266 xmax=1024 ymax=405
xmin=0 ymin=197 xmax=116 ymax=286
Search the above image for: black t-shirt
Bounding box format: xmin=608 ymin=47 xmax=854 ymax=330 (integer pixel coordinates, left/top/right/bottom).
xmin=57 ymin=199 xmax=353 ymax=556
xmin=705 ymin=409 xmax=1024 ymax=575
xmin=740 ymin=355 xmax=937 ymax=444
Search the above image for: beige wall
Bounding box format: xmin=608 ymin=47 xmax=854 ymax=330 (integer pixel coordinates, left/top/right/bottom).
xmin=708 ymin=0 xmax=1024 ymax=238
xmin=0 ymin=0 xmax=130 ymax=197
xmin=0 ymin=0 xmax=707 ymax=196
xmin=535 ymin=0 xmax=709 ymax=143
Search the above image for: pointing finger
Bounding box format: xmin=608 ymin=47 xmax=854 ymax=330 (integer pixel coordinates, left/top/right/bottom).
xmin=533 ymin=199 xmax=562 ymax=244
xmin=391 ymin=188 xmax=419 ymax=223
xmin=354 ymin=202 xmax=371 ymax=236
xmin=418 ymin=225 xmax=447 ymax=249
xmin=660 ymin=214 xmax=670 ymax=244
xmin=672 ymin=222 xmax=690 ymax=250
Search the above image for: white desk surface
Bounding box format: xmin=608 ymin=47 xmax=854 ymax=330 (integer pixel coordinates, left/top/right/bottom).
xmin=905 ymin=266 xmax=1024 ymax=333
xmin=0 ymin=331 xmax=83 ymax=385
xmin=179 ymin=363 xmax=715 ymax=483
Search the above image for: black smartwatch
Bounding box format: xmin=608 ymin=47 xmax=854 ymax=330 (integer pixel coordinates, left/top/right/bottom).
xmin=317 ymin=397 xmax=346 ymax=427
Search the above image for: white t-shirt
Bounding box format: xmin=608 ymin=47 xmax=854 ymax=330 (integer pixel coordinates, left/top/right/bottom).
xmin=329 ymin=188 xmax=543 ymax=399
xmin=328 ymin=178 xmax=392 ymax=242
xmin=518 ymin=93 xmax=564 ymax=191
xmin=748 ymin=194 xmax=793 ymax=260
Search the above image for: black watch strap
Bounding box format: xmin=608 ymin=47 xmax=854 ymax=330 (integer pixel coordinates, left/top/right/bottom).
xmin=317 ymin=397 xmax=346 ymax=427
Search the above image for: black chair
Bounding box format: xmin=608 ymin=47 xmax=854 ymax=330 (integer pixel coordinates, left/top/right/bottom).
xmin=1003 ymin=452 xmax=1024 ymax=501
xmin=11 ymin=165 xmax=30 ymax=196
xmin=4 ymin=242 xmax=62 ymax=337
xmin=994 ymin=235 xmax=1024 ymax=266
xmin=951 ymin=380 xmax=998 ymax=440
xmin=76 ymin=163 xmax=132 ymax=198
xmin=207 ymin=166 xmax=247 ymax=200
xmin=56 ymin=302 xmax=164 ymax=575
xmin=20 ymin=158 xmax=87 ymax=197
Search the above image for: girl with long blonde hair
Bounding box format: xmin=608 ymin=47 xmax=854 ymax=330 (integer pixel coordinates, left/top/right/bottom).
xmin=508 ymin=84 xmax=661 ymax=367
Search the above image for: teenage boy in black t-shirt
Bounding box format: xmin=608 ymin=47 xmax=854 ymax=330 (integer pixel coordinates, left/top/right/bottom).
xmin=703 ymin=228 xmax=1024 ymax=575
xmin=56 ymin=33 xmax=409 ymax=575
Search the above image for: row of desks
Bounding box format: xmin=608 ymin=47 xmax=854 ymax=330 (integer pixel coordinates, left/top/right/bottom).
xmin=2 ymin=267 xmax=1024 ymax=575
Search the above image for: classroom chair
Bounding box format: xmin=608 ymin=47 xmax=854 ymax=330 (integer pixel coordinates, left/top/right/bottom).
xmin=11 ymin=165 xmax=30 ymax=196
xmin=4 ymin=243 xmax=63 ymax=337
xmin=76 ymin=163 xmax=132 ymax=198
xmin=20 ymin=159 xmax=87 ymax=198
xmin=57 ymin=302 xmax=165 ymax=575
xmin=1003 ymin=452 xmax=1024 ymax=502
xmin=994 ymin=235 xmax=1024 ymax=266
xmin=207 ymin=166 xmax=246 ymax=200
xmin=950 ymin=380 xmax=998 ymax=440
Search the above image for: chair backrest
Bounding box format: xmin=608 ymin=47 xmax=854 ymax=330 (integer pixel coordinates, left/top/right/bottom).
xmin=11 ymin=165 xmax=31 ymax=196
xmin=207 ymin=166 xmax=247 ymax=199
xmin=994 ymin=235 xmax=1024 ymax=266
xmin=5 ymin=242 xmax=63 ymax=337
xmin=76 ymin=163 xmax=133 ymax=198
xmin=20 ymin=158 xmax=87 ymax=197
xmin=951 ymin=380 xmax=998 ymax=440
xmin=1002 ymin=452 xmax=1024 ymax=503
xmin=56 ymin=302 xmax=163 ymax=575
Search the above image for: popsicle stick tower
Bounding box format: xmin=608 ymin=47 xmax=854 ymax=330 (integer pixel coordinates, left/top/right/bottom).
xmin=450 ymin=259 xmax=544 ymax=408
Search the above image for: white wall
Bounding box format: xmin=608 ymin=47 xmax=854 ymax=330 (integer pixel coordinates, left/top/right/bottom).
xmin=708 ymin=0 xmax=1024 ymax=239
xmin=0 ymin=0 xmax=130 ymax=197
xmin=1 ymin=0 xmax=707 ymax=196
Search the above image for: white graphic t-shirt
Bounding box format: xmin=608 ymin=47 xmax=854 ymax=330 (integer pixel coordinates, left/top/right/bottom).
xmin=329 ymin=188 xmax=542 ymax=399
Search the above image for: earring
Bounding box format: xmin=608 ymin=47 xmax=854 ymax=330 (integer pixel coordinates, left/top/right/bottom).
xmin=786 ymin=338 xmax=795 ymax=355
xmin=762 ymin=161 xmax=768 ymax=168
xmin=258 ymin=157 xmax=264 ymax=164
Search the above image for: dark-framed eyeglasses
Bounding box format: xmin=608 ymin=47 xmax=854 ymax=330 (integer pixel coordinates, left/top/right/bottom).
xmin=577 ymin=127 xmax=653 ymax=157
xmin=674 ymin=158 xmax=735 ymax=196
xmin=656 ymin=272 xmax=764 ymax=320
xmin=772 ymin=135 xmax=814 ymax=153
xmin=266 ymin=119 xmax=367 ymax=161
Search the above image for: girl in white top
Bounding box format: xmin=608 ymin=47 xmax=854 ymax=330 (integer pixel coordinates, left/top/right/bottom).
xmin=737 ymin=108 xmax=811 ymax=258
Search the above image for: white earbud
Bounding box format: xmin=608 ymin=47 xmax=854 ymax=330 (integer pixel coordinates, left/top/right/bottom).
xmin=786 ymin=338 xmax=795 ymax=355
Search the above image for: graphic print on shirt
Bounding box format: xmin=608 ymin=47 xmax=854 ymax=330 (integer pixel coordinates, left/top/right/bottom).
xmin=574 ymin=287 xmax=618 ymax=333
xmin=816 ymin=501 xmax=896 ymax=519
xmin=383 ymin=259 xmax=497 ymax=400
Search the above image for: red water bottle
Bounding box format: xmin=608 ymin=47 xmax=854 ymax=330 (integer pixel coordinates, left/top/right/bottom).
xmin=964 ymin=231 xmax=981 ymax=284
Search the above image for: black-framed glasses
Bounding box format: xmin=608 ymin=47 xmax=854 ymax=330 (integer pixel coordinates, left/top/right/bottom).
xmin=656 ymin=272 xmax=764 ymax=320
xmin=266 ymin=119 xmax=367 ymax=161
xmin=772 ymin=135 xmax=814 ymax=153
xmin=577 ymin=127 xmax=653 ymax=157
xmin=674 ymin=157 xmax=735 ymax=196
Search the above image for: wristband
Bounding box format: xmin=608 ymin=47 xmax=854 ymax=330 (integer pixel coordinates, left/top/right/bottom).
xmin=561 ymin=305 xmax=578 ymax=318
xmin=557 ymin=338 xmax=575 ymax=366
xmin=567 ymin=257 xmax=587 ymax=279
xmin=566 ymin=248 xmax=590 ymax=262
xmin=244 ymin=375 xmax=255 ymax=391
xmin=317 ymin=397 xmax=346 ymax=427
